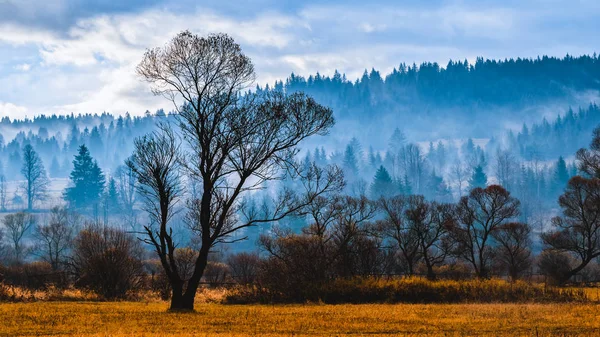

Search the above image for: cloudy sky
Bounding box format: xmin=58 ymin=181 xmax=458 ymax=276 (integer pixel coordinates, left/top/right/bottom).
xmin=0 ymin=0 xmax=598 ymax=119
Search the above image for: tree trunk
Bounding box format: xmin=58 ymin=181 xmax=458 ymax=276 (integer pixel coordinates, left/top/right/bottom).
xmin=169 ymin=281 xmax=189 ymax=311
xmin=169 ymin=248 xmax=210 ymax=311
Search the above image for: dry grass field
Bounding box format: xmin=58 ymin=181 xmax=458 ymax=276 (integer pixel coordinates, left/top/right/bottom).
xmin=1 ymin=301 xmax=600 ymax=336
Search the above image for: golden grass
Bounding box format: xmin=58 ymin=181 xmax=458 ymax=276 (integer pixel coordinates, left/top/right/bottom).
xmin=2 ymin=301 xmax=600 ymax=336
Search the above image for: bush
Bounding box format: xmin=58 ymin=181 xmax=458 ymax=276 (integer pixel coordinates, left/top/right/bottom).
xmin=538 ymin=250 xmax=574 ymax=285
xmin=226 ymin=277 xmax=587 ymax=304
xmin=227 ymin=252 xmax=260 ymax=285
xmin=0 ymin=262 xmax=64 ymax=290
xmin=71 ymin=225 xmax=144 ymax=299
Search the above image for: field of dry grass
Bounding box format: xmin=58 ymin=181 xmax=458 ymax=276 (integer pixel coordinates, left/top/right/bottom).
xmin=1 ymin=301 xmax=600 ymax=336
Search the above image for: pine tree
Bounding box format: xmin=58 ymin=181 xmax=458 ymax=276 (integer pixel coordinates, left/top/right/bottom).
xmin=343 ymin=144 xmax=359 ymax=178
xmin=64 ymin=145 xmax=106 ymax=211
xmin=468 ymin=165 xmax=488 ymax=191
xmin=105 ymin=177 xmax=120 ymax=214
xmin=554 ymin=156 xmax=569 ymax=190
xmin=370 ymin=165 xmax=394 ymax=198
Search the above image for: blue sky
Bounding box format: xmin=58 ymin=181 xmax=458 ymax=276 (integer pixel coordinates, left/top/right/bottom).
xmin=0 ymin=0 xmax=599 ymax=119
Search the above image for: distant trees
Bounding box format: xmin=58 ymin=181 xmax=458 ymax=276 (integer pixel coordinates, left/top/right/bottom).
xmin=20 ymin=144 xmax=49 ymax=211
xmin=64 ymin=145 xmax=106 ymax=212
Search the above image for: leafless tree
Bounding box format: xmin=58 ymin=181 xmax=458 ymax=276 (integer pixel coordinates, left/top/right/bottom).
xmin=35 ymin=206 xmax=75 ymax=271
xmin=20 ymin=145 xmax=49 ymax=211
xmin=495 ymin=149 xmax=517 ymax=191
xmin=541 ymin=176 xmax=600 ymax=284
xmin=227 ymin=252 xmax=260 ymax=285
xmin=491 ymin=222 xmax=531 ymax=281
xmin=400 ymin=143 xmax=426 ymax=194
xmin=0 ymin=174 xmax=7 ymax=211
xmin=576 ymin=126 xmax=600 ymax=178
xmin=378 ymin=195 xmax=420 ymax=276
xmin=135 ymin=31 xmax=342 ymax=310
xmin=115 ymin=164 xmax=138 ymax=229
xmin=3 ymin=212 xmax=37 ymax=264
xmin=405 ymin=196 xmax=455 ymax=280
xmin=449 ymin=185 xmax=520 ymax=278
xmin=451 ymin=160 xmax=469 ymax=198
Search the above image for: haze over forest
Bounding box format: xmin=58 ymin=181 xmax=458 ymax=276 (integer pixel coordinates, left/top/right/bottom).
xmin=0 ymin=54 xmax=599 ymax=253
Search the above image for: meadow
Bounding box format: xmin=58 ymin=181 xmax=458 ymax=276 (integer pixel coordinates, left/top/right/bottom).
xmin=2 ymin=301 xmax=600 ymax=336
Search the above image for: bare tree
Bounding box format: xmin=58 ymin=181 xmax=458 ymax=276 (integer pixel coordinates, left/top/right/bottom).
xmin=405 ymin=196 xmax=455 ymax=280
xmin=491 ymin=222 xmax=531 ymax=281
xmin=450 ymin=160 xmax=468 ymax=198
xmin=400 ymin=143 xmax=426 ymax=194
xmin=20 ymin=144 xmax=50 ymax=211
xmin=495 ymin=149 xmax=517 ymax=191
xmin=3 ymin=212 xmax=37 ymax=263
xmin=227 ymin=252 xmax=260 ymax=285
xmin=449 ymin=185 xmax=520 ymax=278
xmin=576 ymin=126 xmax=600 ymax=178
xmin=35 ymin=206 xmax=75 ymax=271
xmin=0 ymin=174 xmax=7 ymax=211
xmin=115 ymin=164 xmax=138 ymax=228
xmin=378 ymin=195 xmax=420 ymax=276
xmin=541 ymin=176 xmax=600 ymax=284
xmin=134 ymin=31 xmax=342 ymax=310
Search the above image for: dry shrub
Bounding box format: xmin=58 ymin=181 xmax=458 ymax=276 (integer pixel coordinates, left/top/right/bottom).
xmin=71 ymin=225 xmax=144 ymax=299
xmin=0 ymin=262 xmax=66 ymax=290
xmin=227 ymin=252 xmax=260 ymax=285
xmin=226 ymin=277 xmax=588 ymax=304
xmin=203 ymin=262 xmax=230 ymax=287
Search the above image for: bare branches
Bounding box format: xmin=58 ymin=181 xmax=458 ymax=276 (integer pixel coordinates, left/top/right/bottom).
xmin=136 ymin=31 xmax=337 ymax=310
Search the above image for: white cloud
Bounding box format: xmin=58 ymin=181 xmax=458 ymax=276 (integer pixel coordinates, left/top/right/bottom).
xmin=0 ymin=2 xmax=598 ymax=119
xmin=14 ymin=63 xmax=31 ymax=71
xmin=0 ymin=101 xmax=28 ymax=119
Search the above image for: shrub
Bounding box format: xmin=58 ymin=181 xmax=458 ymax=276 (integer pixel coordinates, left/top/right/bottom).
xmin=71 ymin=224 xmax=144 ymax=299
xmin=0 ymin=261 xmax=64 ymax=290
xmin=227 ymin=252 xmax=260 ymax=285
xmin=226 ymin=277 xmax=587 ymax=304
xmin=538 ymin=250 xmax=574 ymax=285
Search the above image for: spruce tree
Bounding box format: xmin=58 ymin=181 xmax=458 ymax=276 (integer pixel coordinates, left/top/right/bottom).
xmin=468 ymin=165 xmax=488 ymax=191
xmin=370 ymin=165 xmax=394 ymax=198
xmin=64 ymin=145 xmax=106 ymax=210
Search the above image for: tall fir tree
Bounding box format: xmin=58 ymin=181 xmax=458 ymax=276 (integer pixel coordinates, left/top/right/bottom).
xmin=64 ymin=145 xmax=106 ymax=211
xmin=370 ymin=165 xmax=395 ymax=198
xmin=468 ymin=165 xmax=488 ymax=191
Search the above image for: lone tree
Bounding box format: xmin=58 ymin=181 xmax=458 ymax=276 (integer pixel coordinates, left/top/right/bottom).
xmin=64 ymin=145 xmax=106 ymax=212
xmin=133 ymin=31 xmax=342 ymax=310
xmin=21 ymin=144 xmax=49 ymax=211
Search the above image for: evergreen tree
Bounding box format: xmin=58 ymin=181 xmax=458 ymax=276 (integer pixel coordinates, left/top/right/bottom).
xmin=468 ymin=165 xmax=488 ymax=190
xmin=50 ymin=156 xmax=61 ymax=178
xmin=343 ymin=144 xmax=359 ymax=178
xmin=370 ymin=165 xmax=395 ymax=198
xmin=105 ymin=177 xmax=120 ymax=215
xmin=553 ymin=156 xmax=569 ymax=190
xmin=64 ymin=145 xmax=106 ymax=211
